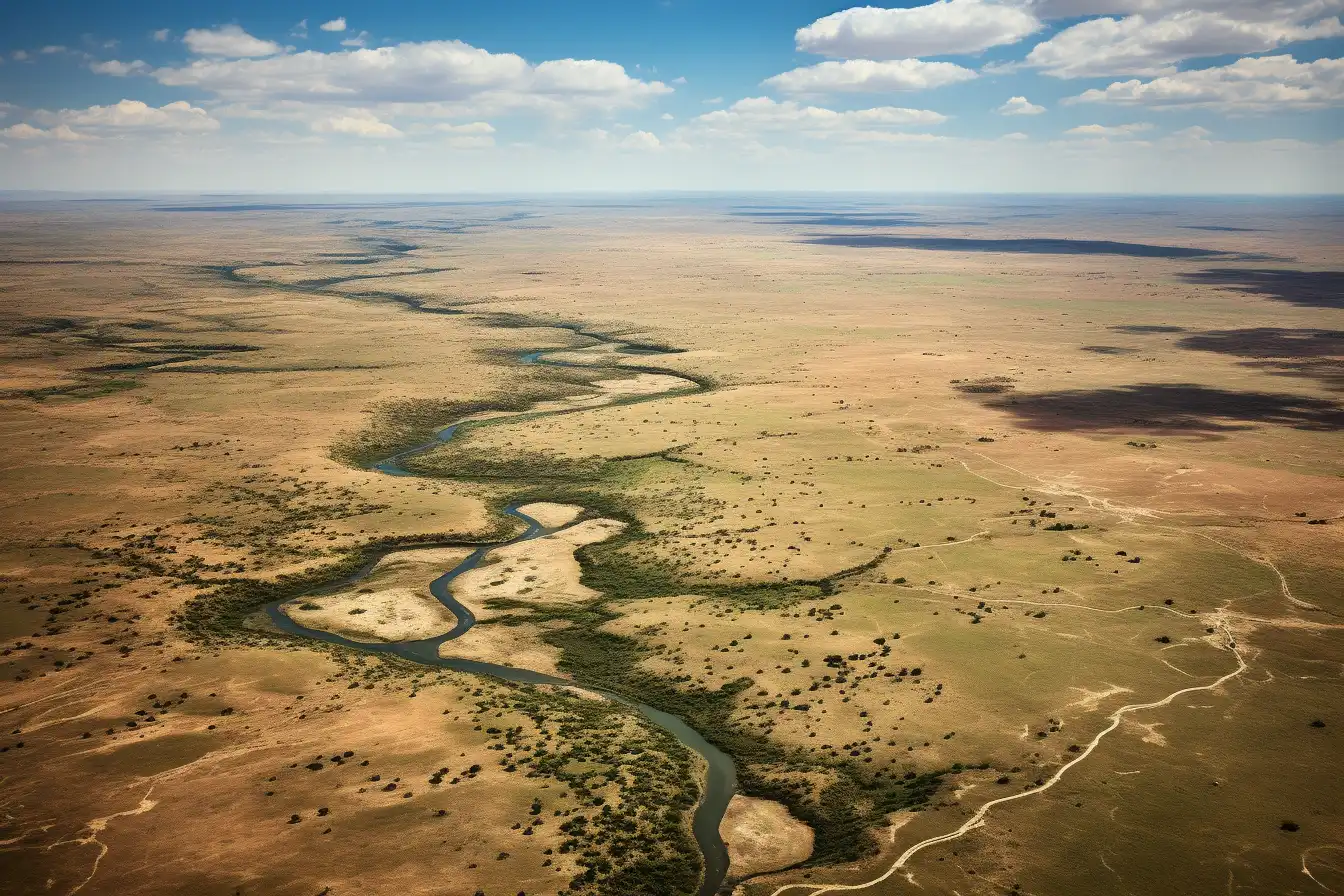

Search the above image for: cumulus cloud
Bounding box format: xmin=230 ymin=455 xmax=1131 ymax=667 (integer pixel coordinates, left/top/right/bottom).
xmin=90 ymin=59 xmax=150 ymax=77
xmin=619 ymin=130 xmax=661 ymax=150
xmin=147 ymin=40 xmax=672 ymax=117
xmin=1029 ymin=0 xmax=1343 ymax=18
xmin=430 ymin=121 xmax=495 ymax=135
xmin=26 ymin=100 xmax=220 ymax=138
xmin=312 ymin=109 xmax=402 ymax=138
xmin=152 ymin=29 xmax=171 ymax=42
xmin=1071 ymin=54 xmax=1344 ymax=110
xmin=1 ymin=123 xmax=89 ymax=141
xmin=681 ymin=96 xmax=947 ymax=147
xmin=419 ymin=121 xmax=496 ymax=147
xmin=763 ymin=59 xmax=977 ymax=95
xmin=341 ymin=31 xmax=370 ymax=48
xmin=998 ymin=95 xmax=1045 ymax=114
xmin=1161 ymin=123 xmax=1215 ymax=145
xmin=796 ymin=0 xmax=1042 ymax=59
xmin=1065 ymin=121 xmax=1153 ymax=135
xmin=183 ymin=25 xmax=285 ymax=58
xmin=1026 ymin=8 xmax=1344 ymax=78
xmin=320 ymin=18 xmax=347 ymax=32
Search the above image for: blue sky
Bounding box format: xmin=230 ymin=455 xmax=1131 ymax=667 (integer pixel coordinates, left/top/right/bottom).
xmin=1 ymin=1 xmax=1340 ymax=192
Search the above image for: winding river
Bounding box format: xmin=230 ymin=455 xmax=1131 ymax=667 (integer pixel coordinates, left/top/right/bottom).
xmin=263 ymin=334 xmax=738 ymax=896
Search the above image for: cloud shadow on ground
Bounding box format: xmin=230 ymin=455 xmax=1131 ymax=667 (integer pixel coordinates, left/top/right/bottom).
xmin=1177 ymin=328 xmax=1344 ymax=390
xmin=981 ymin=383 xmax=1344 ymax=433
xmin=1180 ymin=269 xmax=1343 ymax=310
xmin=803 ymin=235 xmax=1232 ymax=259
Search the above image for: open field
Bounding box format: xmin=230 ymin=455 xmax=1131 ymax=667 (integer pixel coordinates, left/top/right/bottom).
xmin=0 ymin=196 xmax=1340 ymax=895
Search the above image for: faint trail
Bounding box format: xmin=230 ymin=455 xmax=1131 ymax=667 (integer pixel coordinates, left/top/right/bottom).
xmin=1302 ymin=844 xmax=1344 ymax=892
xmin=1187 ymin=530 xmax=1326 ymax=614
xmin=767 ymin=615 xmax=1247 ymax=896
xmin=888 ymin=531 xmax=989 ymax=554
xmin=957 ymin=454 xmax=1163 ymax=523
xmin=43 ymin=788 xmax=157 ymax=896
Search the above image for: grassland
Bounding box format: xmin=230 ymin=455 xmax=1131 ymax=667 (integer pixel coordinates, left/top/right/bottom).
xmin=0 ymin=197 xmax=1340 ymax=896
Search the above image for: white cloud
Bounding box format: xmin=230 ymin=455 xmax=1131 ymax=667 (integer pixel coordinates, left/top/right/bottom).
xmin=148 ymin=40 xmax=671 ymax=120
xmin=183 ymin=25 xmax=285 ymax=58
xmin=703 ymin=96 xmax=724 ymax=104
xmin=90 ymin=59 xmax=150 ymax=77
xmin=1071 ymin=54 xmax=1344 ymax=110
xmin=341 ymin=31 xmax=371 ymax=48
xmin=320 ymin=18 xmax=348 ymax=32
xmin=152 ymin=29 xmax=171 ymax=42
xmin=796 ymin=0 xmax=1042 ymax=59
xmin=660 ymin=112 xmax=674 ymax=120
xmin=291 ymin=19 xmax=309 ymax=39
xmin=13 ymin=50 xmax=30 ymax=61
xmin=312 ymin=109 xmax=402 ymax=138
xmin=1 ymin=123 xmax=89 ymax=141
xmin=619 ymin=130 xmax=661 ymax=150
xmin=1000 ymin=131 xmax=1030 ymax=139
xmin=431 ymin=120 xmax=495 ymax=135
xmin=1065 ymin=121 xmax=1153 ymax=135
xmin=1170 ymin=123 xmax=1211 ymax=139
xmin=998 ymin=95 xmax=1045 ymax=114
xmin=1026 ymin=9 xmax=1344 ymax=78
xmin=763 ymin=58 xmax=978 ymax=95
xmin=27 ymin=100 xmax=220 ymax=138
xmin=1029 ymin=0 xmax=1343 ymax=19
xmin=41 ymin=45 xmax=67 ymax=55
xmin=423 ymin=121 xmax=496 ymax=146
xmin=681 ymin=96 xmax=947 ymax=148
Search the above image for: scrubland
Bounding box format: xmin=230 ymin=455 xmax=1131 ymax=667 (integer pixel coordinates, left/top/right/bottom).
xmin=0 ymin=197 xmax=1339 ymax=895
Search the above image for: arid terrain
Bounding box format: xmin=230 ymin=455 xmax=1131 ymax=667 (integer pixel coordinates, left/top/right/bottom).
xmin=0 ymin=195 xmax=1340 ymax=896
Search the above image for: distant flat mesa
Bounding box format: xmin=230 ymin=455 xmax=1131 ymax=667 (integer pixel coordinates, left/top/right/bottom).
xmin=802 ymin=234 xmax=1234 ymax=258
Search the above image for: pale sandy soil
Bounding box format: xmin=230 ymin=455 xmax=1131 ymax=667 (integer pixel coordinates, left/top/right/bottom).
xmin=2 ymin=202 xmax=1341 ymax=896
xmin=721 ymin=795 xmax=814 ymax=878
xmin=439 ymin=618 xmax=571 ymax=677
xmin=519 ymin=372 xmax=693 ymax=416
xmin=515 ymin=501 xmax=584 ymax=528
xmin=280 ymin=547 xmax=471 ymax=642
xmin=435 ymin=517 xmax=626 ymax=673
xmin=451 ymin=518 xmax=627 ymax=616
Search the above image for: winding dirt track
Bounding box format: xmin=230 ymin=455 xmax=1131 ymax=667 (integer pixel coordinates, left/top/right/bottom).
xmin=768 ymin=615 xmax=1248 ymax=896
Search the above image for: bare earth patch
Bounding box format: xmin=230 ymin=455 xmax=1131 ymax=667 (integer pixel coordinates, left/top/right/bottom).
xmin=440 ymin=618 xmax=571 ymax=677
xmin=721 ymin=795 xmax=814 ymax=879
xmin=452 ymin=518 xmax=627 ymax=615
xmin=281 ymin=547 xmax=471 ymax=642
xmin=515 ymin=501 xmax=584 ymax=528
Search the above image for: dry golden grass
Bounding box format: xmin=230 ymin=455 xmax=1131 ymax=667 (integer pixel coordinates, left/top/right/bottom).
xmin=0 ymin=199 xmax=1340 ymax=896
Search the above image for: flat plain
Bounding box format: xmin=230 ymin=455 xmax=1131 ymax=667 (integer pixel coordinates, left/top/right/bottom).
xmin=0 ymin=195 xmax=1340 ymax=896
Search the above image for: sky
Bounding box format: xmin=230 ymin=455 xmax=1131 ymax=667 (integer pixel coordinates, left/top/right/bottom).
xmin=0 ymin=0 xmax=1340 ymax=193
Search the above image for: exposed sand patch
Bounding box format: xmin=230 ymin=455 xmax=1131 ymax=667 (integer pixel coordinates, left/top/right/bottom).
xmin=452 ymin=518 xmax=627 ymax=618
xmin=436 ymin=517 xmax=625 ymax=676
xmin=440 ymin=619 xmax=570 ymax=677
xmin=590 ymin=372 xmax=692 ymax=397
xmin=516 ymin=501 xmax=584 ymax=528
xmin=281 ymin=546 xmax=471 ymax=642
xmin=720 ymin=795 xmax=814 ymax=878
